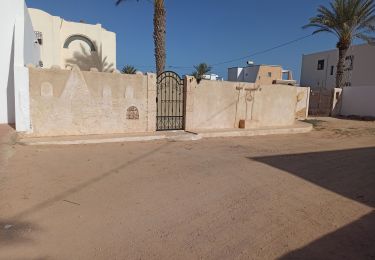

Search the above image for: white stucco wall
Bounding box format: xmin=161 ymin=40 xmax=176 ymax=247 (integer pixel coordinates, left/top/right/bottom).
xmin=340 ymin=86 xmax=375 ymax=117
xmin=0 ymin=0 xmax=40 ymax=128
xmin=29 ymin=8 xmax=116 ymax=71
xmin=300 ymin=44 xmax=375 ymax=89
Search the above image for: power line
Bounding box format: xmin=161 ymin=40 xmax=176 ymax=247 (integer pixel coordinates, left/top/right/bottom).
xmin=210 ymin=33 xmax=315 ymax=67
xmin=125 ymin=33 xmax=315 ymax=71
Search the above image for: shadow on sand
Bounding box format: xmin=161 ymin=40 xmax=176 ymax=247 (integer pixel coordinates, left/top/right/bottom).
xmin=250 ymin=147 xmax=375 ymax=259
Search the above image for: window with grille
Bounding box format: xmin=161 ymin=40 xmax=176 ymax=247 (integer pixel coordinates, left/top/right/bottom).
xmin=345 ymin=55 xmax=354 ymax=71
xmin=35 ymin=31 xmax=43 ymax=45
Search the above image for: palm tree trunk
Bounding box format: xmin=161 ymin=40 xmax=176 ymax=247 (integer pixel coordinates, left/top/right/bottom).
xmin=153 ymin=0 xmax=166 ymax=76
xmin=336 ymin=47 xmax=348 ymax=88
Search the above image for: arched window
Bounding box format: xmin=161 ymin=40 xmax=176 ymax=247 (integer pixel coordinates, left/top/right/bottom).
xmin=63 ymin=35 xmax=96 ymax=52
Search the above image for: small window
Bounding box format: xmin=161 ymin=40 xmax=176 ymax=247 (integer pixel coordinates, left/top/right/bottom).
xmin=317 ymin=60 xmax=325 ymax=70
xmin=268 ymin=72 xmax=272 ymax=78
xmin=35 ymin=31 xmax=43 ymax=45
xmin=330 ymin=66 xmax=334 ymax=75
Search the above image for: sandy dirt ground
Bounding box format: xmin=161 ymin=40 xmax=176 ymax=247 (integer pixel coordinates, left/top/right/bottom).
xmin=0 ymin=118 xmax=374 ymax=260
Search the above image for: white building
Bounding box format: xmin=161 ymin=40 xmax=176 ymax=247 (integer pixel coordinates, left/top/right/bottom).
xmin=300 ymin=44 xmax=375 ymax=89
xmin=0 ymin=0 xmax=40 ymax=128
xmin=202 ymin=74 xmax=222 ymax=81
xmin=228 ymin=65 xmax=294 ymax=85
xmin=28 ymin=8 xmax=116 ymax=72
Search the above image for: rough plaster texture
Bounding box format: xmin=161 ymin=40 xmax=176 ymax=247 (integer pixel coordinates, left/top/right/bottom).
xmin=245 ymin=85 xmax=298 ymax=128
xmin=28 ymin=71 xmax=308 ymax=136
xmin=186 ymin=79 xmax=247 ymax=130
xmin=29 ymin=67 xmax=156 ymax=136
xmin=185 ymin=78 xmax=308 ymax=131
xmin=295 ymin=87 xmax=310 ymax=119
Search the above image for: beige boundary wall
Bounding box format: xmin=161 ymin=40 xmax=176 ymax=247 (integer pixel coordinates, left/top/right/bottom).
xmin=185 ymin=77 xmax=309 ymax=131
xmin=28 ymin=69 xmax=309 ymax=137
xmin=29 ymin=67 xmax=156 ymax=136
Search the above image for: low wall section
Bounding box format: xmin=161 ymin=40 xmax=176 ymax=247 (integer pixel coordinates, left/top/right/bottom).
xmin=29 ymin=67 xmax=156 ymax=136
xmin=340 ymin=86 xmax=375 ymax=117
xmin=28 ymin=70 xmax=309 ymax=136
xmin=185 ymin=77 xmax=309 ymax=131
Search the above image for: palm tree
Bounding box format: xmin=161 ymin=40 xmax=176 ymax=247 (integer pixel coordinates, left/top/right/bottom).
xmin=304 ymin=0 xmax=375 ymax=88
xmin=116 ymin=0 xmax=166 ymax=76
xmin=122 ymin=65 xmax=137 ymax=74
xmin=192 ymin=63 xmax=212 ymax=82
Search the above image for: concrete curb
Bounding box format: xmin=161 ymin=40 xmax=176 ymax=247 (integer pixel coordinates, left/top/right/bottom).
xmin=18 ymin=122 xmax=312 ymax=146
xmin=198 ymin=123 xmax=313 ymax=138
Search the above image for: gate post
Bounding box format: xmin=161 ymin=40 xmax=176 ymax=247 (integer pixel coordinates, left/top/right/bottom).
xmin=147 ymin=73 xmax=157 ymax=132
xmin=184 ymin=75 xmax=195 ymax=131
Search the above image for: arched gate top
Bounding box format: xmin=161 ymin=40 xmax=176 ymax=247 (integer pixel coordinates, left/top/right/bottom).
xmin=157 ymin=71 xmax=183 ymax=84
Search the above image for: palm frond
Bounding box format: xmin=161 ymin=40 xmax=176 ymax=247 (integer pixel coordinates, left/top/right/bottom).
xmin=303 ymin=0 xmax=375 ymax=46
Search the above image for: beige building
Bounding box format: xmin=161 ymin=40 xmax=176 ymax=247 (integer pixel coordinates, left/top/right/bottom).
xmin=28 ymin=8 xmax=116 ymax=72
xmin=228 ymin=65 xmax=295 ymax=85
xmin=300 ymin=44 xmax=375 ymax=89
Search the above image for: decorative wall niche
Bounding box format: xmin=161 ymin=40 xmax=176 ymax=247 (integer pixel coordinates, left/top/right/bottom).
xmin=126 ymin=106 xmax=139 ymax=120
xmin=41 ymin=82 xmax=53 ymax=97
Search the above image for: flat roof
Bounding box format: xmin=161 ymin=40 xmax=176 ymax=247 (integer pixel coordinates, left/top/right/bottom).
xmin=228 ymin=64 xmax=281 ymax=69
xmin=302 ymin=43 xmax=372 ymax=56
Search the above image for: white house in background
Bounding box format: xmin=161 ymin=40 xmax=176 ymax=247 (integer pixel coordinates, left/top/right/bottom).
xmin=0 ymin=0 xmax=40 ymax=129
xmin=300 ymin=44 xmax=375 ymax=89
xmin=28 ymin=8 xmax=116 ymax=72
xmin=228 ymin=65 xmax=295 ymax=85
xmin=202 ymin=74 xmax=222 ymax=81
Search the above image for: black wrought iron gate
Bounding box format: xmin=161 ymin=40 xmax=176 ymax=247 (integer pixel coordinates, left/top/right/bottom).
xmin=156 ymin=71 xmax=185 ymax=131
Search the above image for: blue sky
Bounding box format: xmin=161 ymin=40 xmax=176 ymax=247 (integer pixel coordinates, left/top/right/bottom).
xmin=26 ymin=0 xmax=343 ymax=81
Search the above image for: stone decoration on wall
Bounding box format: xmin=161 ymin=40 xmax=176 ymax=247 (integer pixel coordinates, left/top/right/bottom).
xmin=126 ymin=106 xmax=139 ymax=120
xmin=40 ymin=82 xmax=53 ymax=97
xmin=29 ymin=65 xmax=156 ymax=136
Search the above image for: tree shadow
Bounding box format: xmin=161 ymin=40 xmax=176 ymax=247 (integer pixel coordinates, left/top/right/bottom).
xmin=0 ymin=220 xmax=40 ymax=247
xmin=278 ymin=211 xmax=375 ymax=260
xmin=11 ymin=142 xmax=170 ymax=221
xmin=250 ymin=147 xmax=375 ymax=208
xmin=65 ymin=41 xmax=114 ymax=72
xmin=250 ymin=147 xmax=375 ymax=259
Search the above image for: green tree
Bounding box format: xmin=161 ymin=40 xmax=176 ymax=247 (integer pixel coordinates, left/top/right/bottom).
xmin=192 ymin=63 xmax=212 ymax=82
xmin=122 ymin=65 xmax=137 ymax=74
xmin=304 ymin=0 xmax=375 ymax=88
xmin=116 ymin=0 xmax=166 ymax=76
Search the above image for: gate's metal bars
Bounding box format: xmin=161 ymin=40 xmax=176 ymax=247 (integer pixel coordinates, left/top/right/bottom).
xmin=156 ymin=71 xmax=185 ymax=131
